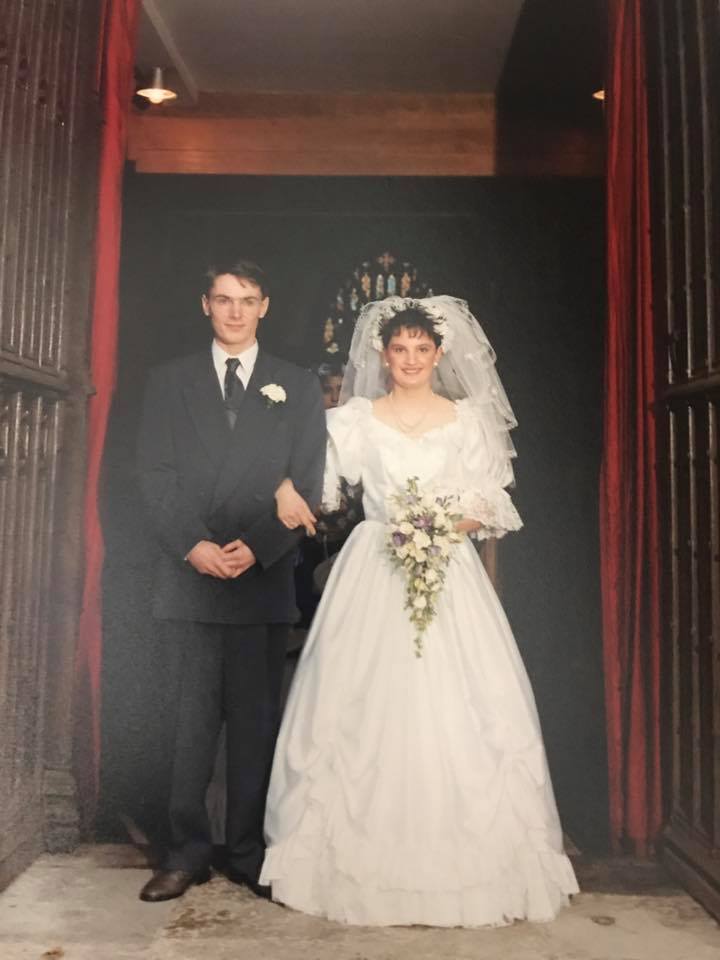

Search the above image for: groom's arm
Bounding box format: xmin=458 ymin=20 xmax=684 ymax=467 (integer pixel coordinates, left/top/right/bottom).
xmin=137 ymin=367 xmax=214 ymax=560
xmin=240 ymin=373 xmax=326 ymax=570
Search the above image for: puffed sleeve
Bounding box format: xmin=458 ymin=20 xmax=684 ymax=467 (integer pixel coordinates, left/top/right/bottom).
xmin=321 ymin=397 xmax=367 ymax=510
xmin=456 ymin=399 xmax=523 ymax=540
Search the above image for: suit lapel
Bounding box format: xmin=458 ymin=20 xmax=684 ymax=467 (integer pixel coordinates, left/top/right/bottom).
xmin=211 ymin=349 xmax=283 ymax=511
xmin=182 ymin=351 xmax=231 ymax=468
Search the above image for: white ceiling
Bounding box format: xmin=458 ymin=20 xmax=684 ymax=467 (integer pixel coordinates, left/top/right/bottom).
xmin=136 ymin=0 xmax=525 ymax=102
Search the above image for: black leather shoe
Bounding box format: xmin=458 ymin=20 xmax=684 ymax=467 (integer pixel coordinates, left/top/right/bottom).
xmin=225 ymin=870 xmax=272 ymax=900
xmin=139 ymin=868 xmax=211 ymax=902
xmin=246 ymin=877 xmax=272 ymax=900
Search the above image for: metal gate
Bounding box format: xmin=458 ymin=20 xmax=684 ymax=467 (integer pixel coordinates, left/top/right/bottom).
xmin=649 ymin=0 xmax=720 ymax=919
xmin=0 ymin=0 xmax=101 ymax=887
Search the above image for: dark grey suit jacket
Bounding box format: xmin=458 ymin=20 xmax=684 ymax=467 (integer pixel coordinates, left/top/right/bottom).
xmin=136 ymin=346 xmax=326 ymax=624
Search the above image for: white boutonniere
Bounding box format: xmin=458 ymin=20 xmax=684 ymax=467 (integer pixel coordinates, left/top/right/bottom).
xmin=260 ymin=383 xmax=287 ymax=407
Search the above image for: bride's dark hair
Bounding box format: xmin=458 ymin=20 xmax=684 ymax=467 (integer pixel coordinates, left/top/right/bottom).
xmin=380 ymin=308 xmax=442 ymax=349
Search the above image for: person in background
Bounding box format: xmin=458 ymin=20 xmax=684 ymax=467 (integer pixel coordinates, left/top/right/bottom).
xmin=318 ymin=360 xmax=344 ymax=410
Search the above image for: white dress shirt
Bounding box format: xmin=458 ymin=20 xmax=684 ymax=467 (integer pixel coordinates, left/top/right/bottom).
xmin=211 ymin=339 xmax=259 ymax=395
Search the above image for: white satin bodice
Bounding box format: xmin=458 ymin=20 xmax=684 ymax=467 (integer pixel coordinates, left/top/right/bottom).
xmin=322 ymin=397 xmax=522 ymax=540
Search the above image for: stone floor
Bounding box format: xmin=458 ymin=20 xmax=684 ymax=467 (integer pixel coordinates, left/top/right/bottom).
xmin=1 ymin=847 xmax=719 ymax=960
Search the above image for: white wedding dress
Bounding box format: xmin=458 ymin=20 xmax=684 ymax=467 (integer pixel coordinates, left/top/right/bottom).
xmin=260 ymin=396 xmax=579 ymax=927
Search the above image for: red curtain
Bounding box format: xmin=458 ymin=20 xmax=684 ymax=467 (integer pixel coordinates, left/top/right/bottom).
xmin=600 ymin=0 xmax=662 ymax=854
xmin=74 ymin=0 xmax=139 ymax=825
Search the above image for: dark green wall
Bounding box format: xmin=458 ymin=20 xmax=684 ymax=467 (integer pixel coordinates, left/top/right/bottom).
xmin=99 ymin=173 xmax=608 ymax=852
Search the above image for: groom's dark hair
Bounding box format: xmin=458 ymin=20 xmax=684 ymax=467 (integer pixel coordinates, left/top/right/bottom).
xmin=204 ymin=259 xmax=269 ymax=298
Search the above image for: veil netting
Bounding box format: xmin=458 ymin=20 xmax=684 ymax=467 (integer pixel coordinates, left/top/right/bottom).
xmin=338 ymin=295 xmax=518 ymax=471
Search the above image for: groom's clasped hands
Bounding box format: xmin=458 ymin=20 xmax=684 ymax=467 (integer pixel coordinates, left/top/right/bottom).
xmin=186 ymin=475 xmax=319 ymax=579
xmin=186 ymin=538 xmax=256 ymax=579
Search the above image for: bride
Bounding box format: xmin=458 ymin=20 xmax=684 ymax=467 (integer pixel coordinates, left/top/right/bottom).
xmin=260 ymin=296 xmax=579 ymax=927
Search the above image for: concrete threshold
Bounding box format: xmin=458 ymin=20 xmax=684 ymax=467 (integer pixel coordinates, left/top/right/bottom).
xmin=0 ymin=846 xmax=719 ymax=960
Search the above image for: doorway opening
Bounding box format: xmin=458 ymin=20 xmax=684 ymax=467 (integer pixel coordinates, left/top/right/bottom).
xmin=98 ymin=172 xmax=607 ymax=854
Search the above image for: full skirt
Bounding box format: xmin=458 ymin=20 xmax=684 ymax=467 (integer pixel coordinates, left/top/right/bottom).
xmin=261 ymin=521 xmax=579 ymax=927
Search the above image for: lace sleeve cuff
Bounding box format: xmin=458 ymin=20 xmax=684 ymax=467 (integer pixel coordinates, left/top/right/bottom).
xmin=461 ymin=486 xmax=523 ymax=541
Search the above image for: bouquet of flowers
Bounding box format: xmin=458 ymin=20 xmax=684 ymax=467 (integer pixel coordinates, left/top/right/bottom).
xmin=386 ymin=477 xmax=463 ymax=657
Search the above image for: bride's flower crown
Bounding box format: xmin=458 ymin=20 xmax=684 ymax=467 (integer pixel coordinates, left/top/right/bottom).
xmin=368 ymin=297 xmax=454 ymax=353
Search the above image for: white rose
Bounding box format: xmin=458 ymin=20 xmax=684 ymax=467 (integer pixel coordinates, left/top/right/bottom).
xmin=413 ymin=595 xmax=428 ymax=610
xmin=400 ymin=521 xmax=414 ymax=535
xmin=434 ymin=536 xmax=451 ymax=556
xmin=413 ymin=530 xmax=431 ymax=549
xmin=424 ymin=569 xmax=438 ymax=584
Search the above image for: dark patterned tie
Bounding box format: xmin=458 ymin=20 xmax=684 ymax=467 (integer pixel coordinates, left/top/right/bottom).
xmin=224 ymin=357 xmax=244 ymax=429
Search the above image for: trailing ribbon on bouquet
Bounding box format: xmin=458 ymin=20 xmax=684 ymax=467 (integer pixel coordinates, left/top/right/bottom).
xmin=386 ymin=478 xmax=463 ymax=657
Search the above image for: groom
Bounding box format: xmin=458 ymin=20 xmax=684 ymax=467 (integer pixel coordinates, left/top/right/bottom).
xmin=136 ymin=259 xmax=326 ymax=902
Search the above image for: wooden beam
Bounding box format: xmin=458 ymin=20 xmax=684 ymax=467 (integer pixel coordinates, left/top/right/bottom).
xmin=127 ymin=92 xmax=496 ymax=176
xmin=496 ymin=115 xmax=605 ymax=177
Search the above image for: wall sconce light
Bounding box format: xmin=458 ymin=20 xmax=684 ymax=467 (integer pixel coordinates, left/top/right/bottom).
xmin=136 ymin=68 xmax=177 ymax=105
xmin=592 ymin=89 xmax=605 ymax=101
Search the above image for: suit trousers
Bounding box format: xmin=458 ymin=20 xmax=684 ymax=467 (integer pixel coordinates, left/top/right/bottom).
xmin=163 ymin=621 xmax=289 ymax=878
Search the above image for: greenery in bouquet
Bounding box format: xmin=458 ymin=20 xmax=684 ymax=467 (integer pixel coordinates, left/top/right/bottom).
xmin=386 ymin=477 xmax=463 ymax=657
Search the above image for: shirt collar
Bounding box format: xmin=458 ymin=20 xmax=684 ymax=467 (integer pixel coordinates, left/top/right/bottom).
xmin=212 ymin=338 xmax=259 ymax=373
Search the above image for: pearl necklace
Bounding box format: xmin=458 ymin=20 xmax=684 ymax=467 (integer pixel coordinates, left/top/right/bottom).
xmin=389 ymin=391 xmax=435 ymax=435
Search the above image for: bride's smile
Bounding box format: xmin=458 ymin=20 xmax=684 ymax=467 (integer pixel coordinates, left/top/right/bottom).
xmin=384 ymin=327 xmax=441 ymax=389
